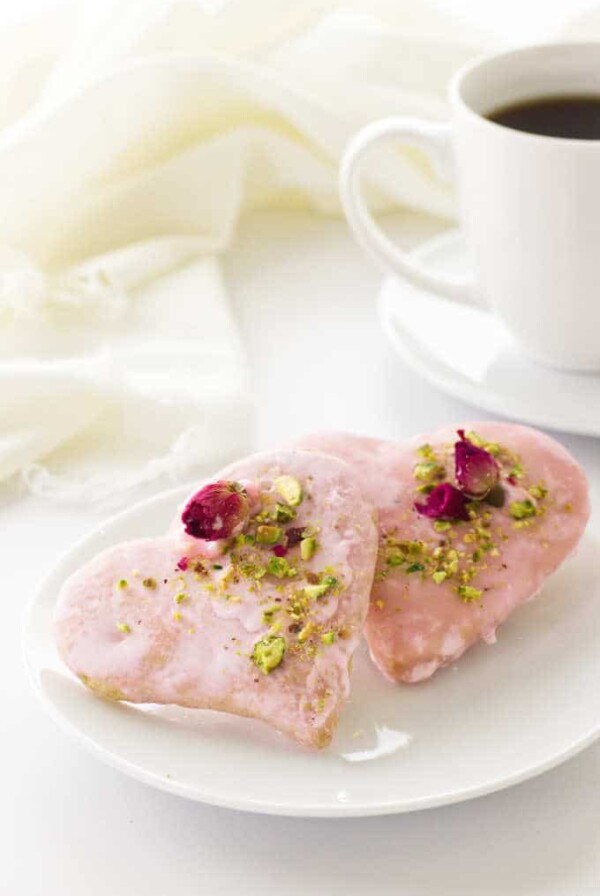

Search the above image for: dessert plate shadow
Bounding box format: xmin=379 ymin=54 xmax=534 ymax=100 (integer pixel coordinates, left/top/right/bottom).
xmin=24 ymin=485 xmax=600 ymax=817
xmin=379 ymin=231 xmax=600 ymax=437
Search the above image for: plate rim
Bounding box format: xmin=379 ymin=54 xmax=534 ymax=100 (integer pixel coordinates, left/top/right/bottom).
xmin=22 ymin=484 xmax=600 ymax=818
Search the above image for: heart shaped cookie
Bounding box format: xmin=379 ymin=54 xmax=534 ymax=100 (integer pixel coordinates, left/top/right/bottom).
xmin=295 ymin=424 xmax=590 ymax=683
xmin=54 ymin=450 xmax=378 ymax=748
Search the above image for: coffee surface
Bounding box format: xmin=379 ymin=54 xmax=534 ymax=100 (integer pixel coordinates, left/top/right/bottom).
xmin=487 ymin=95 xmax=600 ymax=139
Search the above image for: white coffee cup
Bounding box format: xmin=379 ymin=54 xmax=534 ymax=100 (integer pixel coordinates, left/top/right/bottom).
xmin=340 ymin=42 xmax=600 ymax=372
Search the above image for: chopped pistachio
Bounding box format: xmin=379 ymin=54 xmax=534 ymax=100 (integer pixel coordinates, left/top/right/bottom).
xmin=303 ymin=576 xmax=337 ymax=600
xmin=142 ymin=577 xmax=156 ymax=589
xmin=300 ymin=536 xmax=317 ymax=561
xmin=255 ymin=525 xmax=283 ymax=545
xmin=386 ymin=552 xmax=404 ymax=567
xmin=432 ymin=570 xmax=447 ymax=585
xmin=239 ymin=560 xmax=267 ymax=580
xmin=117 ymin=578 xmax=128 ymax=590
xmin=401 ymin=540 xmax=424 ymax=556
xmin=416 ymin=443 xmax=436 ymax=459
xmin=212 ymin=563 xmax=223 ymax=570
xmin=251 ymin=635 xmax=286 ymax=673
xmin=457 ymin=585 xmax=482 ymax=603
xmin=297 ymin=622 xmax=314 ymax=643
xmin=303 ymin=583 xmax=327 ymax=600
xmin=406 ymin=563 xmax=425 ymax=574
xmin=433 ymin=520 xmax=452 ymax=533
xmin=466 ymin=430 xmax=484 ymax=447
xmin=274 ymin=475 xmax=303 ymax=507
xmin=173 ymin=611 xmax=183 ymax=622
xmin=321 ymin=631 xmax=335 ymax=645
xmin=287 ymin=593 xmax=309 ymax=620
xmin=509 ymin=499 xmax=536 ymax=520
xmin=267 ymin=556 xmax=296 ymax=578
xmin=273 ymin=503 xmax=296 ymax=523
xmin=262 ymin=606 xmax=278 ymax=624
xmin=564 ymin=502 xmax=573 ymax=513
xmin=509 ymin=462 xmax=524 ymax=479
xmin=413 ymin=461 xmax=445 ymax=483
xmin=528 ymin=483 xmax=548 ymax=500
xmin=116 ymin=622 xmax=131 ymax=634
xmin=174 ymin=592 xmax=187 ymax=604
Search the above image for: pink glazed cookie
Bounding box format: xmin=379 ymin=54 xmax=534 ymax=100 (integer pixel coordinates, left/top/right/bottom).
xmin=294 ymin=424 xmax=590 ymax=683
xmin=54 ymin=450 xmax=378 ymax=748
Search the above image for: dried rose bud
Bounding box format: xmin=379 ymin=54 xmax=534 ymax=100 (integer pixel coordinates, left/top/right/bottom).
xmin=454 ymin=430 xmax=500 ymax=499
xmin=176 ymin=556 xmax=189 ymax=571
xmin=415 ymin=482 xmax=470 ymax=521
xmin=181 ymin=481 xmax=250 ymax=541
xmin=285 ymin=527 xmax=305 ymax=547
xmin=272 ymin=544 xmax=289 ymax=558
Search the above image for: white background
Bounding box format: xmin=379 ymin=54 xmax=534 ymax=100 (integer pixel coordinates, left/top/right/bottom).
xmin=3 ymin=2 xmax=600 ymax=894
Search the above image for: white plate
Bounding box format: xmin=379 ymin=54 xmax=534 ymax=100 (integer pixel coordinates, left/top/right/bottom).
xmin=24 ymin=485 xmax=600 ymax=817
xmin=380 ymin=231 xmax=600 ymax=438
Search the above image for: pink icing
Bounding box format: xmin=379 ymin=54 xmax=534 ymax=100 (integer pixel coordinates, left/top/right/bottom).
xmin=54 ymin=450 xmax=378 ymax=749
xmin=294 ymin=423 xmax=590 ymax=684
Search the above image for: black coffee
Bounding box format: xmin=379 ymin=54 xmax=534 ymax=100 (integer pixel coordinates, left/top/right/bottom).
xmin=487 ymin=95 xmax=600 ymax=139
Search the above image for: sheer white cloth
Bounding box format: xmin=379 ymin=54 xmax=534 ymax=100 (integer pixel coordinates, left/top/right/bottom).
xmin=0 ymin=0 xmax=512 ymax=504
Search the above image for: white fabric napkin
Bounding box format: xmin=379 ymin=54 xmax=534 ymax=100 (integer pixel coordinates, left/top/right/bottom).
xmin=0 ymin=0 xmax=534 ymax=505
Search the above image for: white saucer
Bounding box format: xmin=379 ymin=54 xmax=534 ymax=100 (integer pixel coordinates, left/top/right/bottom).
xmin=379 ymin=232 xmax=600 ymax=437
xmin=24 ymin=485 xmax=600 ymax=817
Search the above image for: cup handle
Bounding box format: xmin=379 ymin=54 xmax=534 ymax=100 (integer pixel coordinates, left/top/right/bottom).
xmin=340 ymin=117 xmax=480 ymax=306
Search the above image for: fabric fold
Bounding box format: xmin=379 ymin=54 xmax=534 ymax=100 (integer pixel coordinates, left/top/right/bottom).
xmin=0 ymin=0 xmax=549 ymax=505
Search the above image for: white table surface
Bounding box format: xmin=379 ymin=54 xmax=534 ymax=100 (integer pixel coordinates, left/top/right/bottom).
xmin=3 ymin=209 xmax=599 ymax=895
